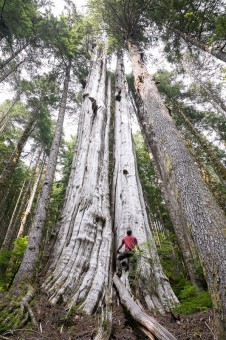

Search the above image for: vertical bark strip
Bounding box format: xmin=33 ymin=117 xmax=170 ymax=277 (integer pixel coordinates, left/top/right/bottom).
xmin=128 ymin=39 xmax=226 ymax=338
xmin=112 ymin=52 xmax=178 ymax=313
xmin=14 ymin=60 xmax=71 ymax=284
xmin=43 ymin=48 xmax=113 ymax=315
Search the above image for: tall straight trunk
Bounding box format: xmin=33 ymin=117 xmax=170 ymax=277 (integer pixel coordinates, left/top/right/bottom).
xmin=169 ymin=26 xmax=226 ymax=63
xmin=131 ymin=89 xmax=200 ymax=285
xmin=198 ymin=83 xmax=226 ymax=118
xmin=1 ymin=149 xmax=42 ymax=250
xmin=128 ymin=39 xmax=226 ymax=339
xmin=17 ymin=154 xmax=45 ymax=238
xmin=1 ymin=181 xmax=26 ymax=249
xmin=182 ymin=57 xmax=226 ymax=118
xmin=43 ymin=48 xmax=113 ymax=316
xmin=0 ymin=94 xmax=20 ymax=128
xmin=112 ymin=52 xmax=178 ymax=313
xmin=0 ymin=111 xmax=37 ymax=206
xmin=14 ymin=60 xmax=71 ymax=284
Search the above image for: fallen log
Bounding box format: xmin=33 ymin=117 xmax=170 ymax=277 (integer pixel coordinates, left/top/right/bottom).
xmin=113 ymin=274 xmax=177 ymax=340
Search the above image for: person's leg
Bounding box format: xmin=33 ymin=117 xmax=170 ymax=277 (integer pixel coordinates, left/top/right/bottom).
xmin=116 ymin=251 xmax=132 ymax=277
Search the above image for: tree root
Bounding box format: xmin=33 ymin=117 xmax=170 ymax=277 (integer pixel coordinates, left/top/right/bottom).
xmin=0 ymin=284 xmax=37 ymax=332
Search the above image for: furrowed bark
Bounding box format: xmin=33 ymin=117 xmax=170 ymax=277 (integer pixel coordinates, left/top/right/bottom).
xmin=172 ymin=102 xmax=226 ymax=183
xmin=13 ymin=60 xmax=71 ymax=284
xmin=131 ymin=90 xmax=205 ymax=287
xmin=113 ymin=274 xmax=177 ymax=340
xmin=43 ymin=48 xmax=113 ymax=316
xmin=128 ymin=39 xmax=226 ymax=339
xmin=112 ymin=52 xmax=178 ymax=313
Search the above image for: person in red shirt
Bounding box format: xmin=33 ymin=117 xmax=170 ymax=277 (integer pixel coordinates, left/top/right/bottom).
xmin=116 ymin=228 xmax=141 ymax=277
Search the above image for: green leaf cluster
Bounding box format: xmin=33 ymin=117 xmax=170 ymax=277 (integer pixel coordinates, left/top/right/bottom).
xmin=173 ymin=279 xmax=212 ymax=315
xmin=0 ymin=237 xmax=28 ymax=290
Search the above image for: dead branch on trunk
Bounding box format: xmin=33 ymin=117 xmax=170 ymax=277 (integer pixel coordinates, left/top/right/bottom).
xmin=113 ymin=274 xmax=177 ymax=340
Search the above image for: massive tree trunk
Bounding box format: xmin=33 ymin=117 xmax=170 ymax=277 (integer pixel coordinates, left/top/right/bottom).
xmin=112 ymin=52 xmax=178 ymax=313
xmin=172 ymin=102 xmax=226 ymax=183
xmin=43 ymin=48 xmax=113 ymax=316
xmin=127 ymin=39 xmax=226 ymax=339
xmin=13 ymin=60 xmax=71 ymax=284
xmin=131 ymin=87 xmax=200 ymax=287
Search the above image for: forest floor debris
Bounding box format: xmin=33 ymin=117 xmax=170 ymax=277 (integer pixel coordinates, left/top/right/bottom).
xmin=0 ymin=296 xmax=214 ymax=339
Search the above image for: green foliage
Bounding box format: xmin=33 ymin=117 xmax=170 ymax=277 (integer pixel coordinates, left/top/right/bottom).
xmin=0 ymin=0 xmax=40 ymax=40
xmin=155 ymin=232 xmax=184 ymax=279
xmin=0 ymin=237 xmax=28 ymax=290
xmin=134 ymin=132 xmax=174 ymax=230
xmin=173 ymin=279 xmax=212 ymax=314
xmin=45 ymin=135 xmax=76 ymax=233
xmin=145 ymin=0 xmax=226 ymax=61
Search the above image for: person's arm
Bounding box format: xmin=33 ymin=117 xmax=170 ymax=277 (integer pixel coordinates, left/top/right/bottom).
xmin=117 ymin=240 xmax=124 ymax=253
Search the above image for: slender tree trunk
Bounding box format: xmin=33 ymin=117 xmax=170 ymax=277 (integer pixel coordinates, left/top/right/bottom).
xmin=127 ymin=39 xmax=226 ymax=339
xmin=0 ymin=59 xmax=24 ymax=83
xmin=1 ymin=181 xmax=26 ymax=250
xmin=43 ymin=48 xmax=113 ymax=316
xmin=112 ymin=52 xmax=178 ymax=313
xmin=13 ymin=60 xmax=72 ymax=284
xmin=0 ymin=94 xmax=20 ymax=128
xmin=17 ymin=154 xmax=45 ymax=238
xmin=0 ymin=111 xmax=37 ymax=206
xmin=0 ymin=43 xmax=29 ymax=69
xmin=168 ymin=26 xmax=226 ymax=63
xmin=1 ymin=149 xmax=42 ymax=249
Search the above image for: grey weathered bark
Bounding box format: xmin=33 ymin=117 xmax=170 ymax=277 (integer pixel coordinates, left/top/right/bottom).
xmin=112 ymin=52 xmax=178 ymax=313
xmin=127 ymin=38 xmax=226 ymax=339
xmin=43 ymin=48 xmax=113 ymax=316
xmin=169 ymin=26 xmax=226 ymax=63
xmin=13 ymin=60 xmax=71 ymax=284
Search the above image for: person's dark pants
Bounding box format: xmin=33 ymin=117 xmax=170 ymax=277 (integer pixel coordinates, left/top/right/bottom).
xmin=116 ymin=250 xmax=133 ymax=277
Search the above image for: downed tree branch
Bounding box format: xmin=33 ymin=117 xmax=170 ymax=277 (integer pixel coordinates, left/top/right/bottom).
xmin=139 ymin=325 xmax=155 ymax=340
xmin=113 ymin=274 xmax=177 ymax=340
